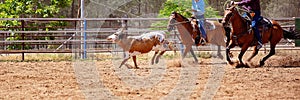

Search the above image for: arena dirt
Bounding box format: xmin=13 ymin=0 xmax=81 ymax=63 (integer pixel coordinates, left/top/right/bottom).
xmin=0 ymin=51 xmax=299 ymax=99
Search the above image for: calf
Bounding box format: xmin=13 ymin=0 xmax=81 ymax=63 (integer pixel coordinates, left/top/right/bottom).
xmin=107 ymin=28 xmax=171 ymax=68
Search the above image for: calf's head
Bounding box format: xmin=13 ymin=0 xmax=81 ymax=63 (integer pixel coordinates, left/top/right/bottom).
xmin=107 ymin=28 xmax=125 ymax=42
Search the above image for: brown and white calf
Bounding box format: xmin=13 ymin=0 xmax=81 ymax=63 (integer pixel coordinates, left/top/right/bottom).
xmin=107 ymin=28 xmax=172 ymax=68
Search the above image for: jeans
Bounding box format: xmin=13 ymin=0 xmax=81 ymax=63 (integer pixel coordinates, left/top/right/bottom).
xmin=195 ymin=14 xmax=206 ymax=39
xmin=252 ymin=10 xmax=262 ymax=43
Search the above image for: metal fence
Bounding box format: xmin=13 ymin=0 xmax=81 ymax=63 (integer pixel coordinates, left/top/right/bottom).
xmin=0 ymin=18 xmax=297 ymax=60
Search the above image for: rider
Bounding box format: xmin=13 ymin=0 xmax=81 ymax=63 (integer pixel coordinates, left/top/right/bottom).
xmin=192 ymin=0 xmax=207 ymax=45
xmin=233 ymin=0 xmax=263 ymax=49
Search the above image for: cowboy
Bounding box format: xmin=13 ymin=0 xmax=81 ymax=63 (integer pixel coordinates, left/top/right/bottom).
xmin=192 ymin=0 xmax=207 ymax=45
xmin=233 ymin=0 xmax=263 ymax=49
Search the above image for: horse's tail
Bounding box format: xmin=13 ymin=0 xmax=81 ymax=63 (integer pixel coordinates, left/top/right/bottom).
xmin=270 ymin=21 xmax=299 ymax=39
xmin=283 ymin=29 xmax=300 ymax=39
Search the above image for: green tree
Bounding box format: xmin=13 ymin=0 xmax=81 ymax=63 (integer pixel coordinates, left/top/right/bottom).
xmin=158 ymin=0 xmax=221 ymax=18
xmin=0 ymin=0 xmax=72 ymax=50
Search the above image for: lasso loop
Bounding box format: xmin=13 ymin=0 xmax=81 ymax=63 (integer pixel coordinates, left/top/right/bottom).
xmin=223 ymin=0 xmax=232 ymax=11
xmin=223 ymin=0 xmax=249 ymax=13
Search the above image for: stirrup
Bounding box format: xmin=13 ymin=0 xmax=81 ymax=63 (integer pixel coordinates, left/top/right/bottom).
xmin=200 ymin=38 xmax=207 ymax=45
xmin=256 ymin=42 xmax=263 ymax=49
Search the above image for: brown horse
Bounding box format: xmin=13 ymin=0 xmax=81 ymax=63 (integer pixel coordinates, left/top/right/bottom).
xmin=221 ymin=5 xmax=299 ymax=67
xmin=167 ymin=11 xmax=227 ymax=62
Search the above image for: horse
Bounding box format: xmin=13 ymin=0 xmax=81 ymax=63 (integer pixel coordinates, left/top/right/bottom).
xmin=167 ymin=11 xmax=227 ymax=62
xmin=221 ymin=5 xmax=299 ymax=67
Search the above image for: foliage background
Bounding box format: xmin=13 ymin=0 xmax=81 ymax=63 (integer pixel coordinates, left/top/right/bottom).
xmin=0 ymin=0 xmax=72 ymax=50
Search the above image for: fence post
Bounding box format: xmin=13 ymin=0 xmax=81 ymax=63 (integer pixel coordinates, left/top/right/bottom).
xmin=80 ymin=0 xmax=87 ymax=59
xmin=295 ymin=17 xmax=300 ymax=47
xmin=122 ymin=15 xmax=128 ymax=58
xmin=21 ymin=20 xmax=25 ymax=61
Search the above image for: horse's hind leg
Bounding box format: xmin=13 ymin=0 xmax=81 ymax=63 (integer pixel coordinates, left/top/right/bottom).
xmin=247 ymin=46 xmax=259 ymax=62
xmin=260 ymin=44 xmax=276 ymax=67
xmin=217 ymin=45 xmax=224 ymax=59
xmin=155 ymin=51 xmax=166 ymax=64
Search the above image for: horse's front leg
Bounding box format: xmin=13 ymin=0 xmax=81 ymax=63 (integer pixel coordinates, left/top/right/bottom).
xmin=226 ymin=44 xmax=235 ymax=65
xmin=182 ymin=44 xmax=192 ymax=59
xmin=217 ymin=45 xmax=224 ymax=59
xmin=237 ymin=45 xmax=250 ymax=68
xmin=189 ymin=48 xmax=198 ymax=63
xmin=247 ymin=46 xmax=259 ymax=62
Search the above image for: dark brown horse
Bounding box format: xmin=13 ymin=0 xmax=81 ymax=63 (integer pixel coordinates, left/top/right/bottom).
xmin=221 ymin=5 xmax=299 ymax=67
xmin=167 ymin=11 xmax=227 ymax=62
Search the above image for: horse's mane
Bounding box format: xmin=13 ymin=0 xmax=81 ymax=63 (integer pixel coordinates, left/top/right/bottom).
xmin=172 ymin=12 xmax=189 ymax=22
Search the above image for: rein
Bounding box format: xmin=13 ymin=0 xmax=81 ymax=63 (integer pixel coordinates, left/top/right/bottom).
xmin=170 ymin=20 xmax=190 ymax=26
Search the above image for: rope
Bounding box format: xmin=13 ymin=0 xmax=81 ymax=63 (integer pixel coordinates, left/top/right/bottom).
xmin=223 ymin=0 xmax=249 ymax=12
xmin=223 ymin=0 xmax=232 ymax=11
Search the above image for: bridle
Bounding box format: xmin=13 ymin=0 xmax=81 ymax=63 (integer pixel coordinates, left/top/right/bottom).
xmin=223 ymin=7 xmax=252 ymax=45
xmin=169 ymin=17 xmax=191 ymax=26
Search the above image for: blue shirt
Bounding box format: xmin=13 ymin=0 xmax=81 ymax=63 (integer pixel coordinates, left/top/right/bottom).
xmin=192 ymin=0 xmax=205 ymax=16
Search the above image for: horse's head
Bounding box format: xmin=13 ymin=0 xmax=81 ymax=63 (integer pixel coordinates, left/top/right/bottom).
xmin=167 ymin=11 xmax=177 ymax=32
xmin=107 ymin=28 xmax=125 ymax=42
xmin=221 ymin=5 xmax=237 ymax=27
xmin=190 ymin=16 xmax=198 ymax=27
xmin=167 ymin=11 xmax=189 ymax=32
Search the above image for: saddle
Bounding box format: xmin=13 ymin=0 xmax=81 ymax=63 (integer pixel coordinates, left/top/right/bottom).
xmin=242 ymin=12 xmax=273 ymax=46
xmin=242 ymin=12 xmax=273 ymax=32
xmin=205 ymin=21 xmax=216 ymax=30
xmin=190 ymin=17 xmax=206 ymax=46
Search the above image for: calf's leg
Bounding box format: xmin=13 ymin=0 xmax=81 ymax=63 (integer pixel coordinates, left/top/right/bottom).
xmin=155 ymin=51 xmax=166 ymax=64
xmin=120 ymin=57 xmax=130 ymax=68
xmin=151 ymin=51 xmax=158 ymax=65
xmin=132 ymin=56 xmax=139 ymax=68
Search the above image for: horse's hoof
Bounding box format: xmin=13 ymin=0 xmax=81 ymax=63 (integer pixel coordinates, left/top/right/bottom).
xmin=244 ymin=63 xmax=251 ymax=68
xmin=228 ymin=61 xmax=234 ymax=65
xmin=259 ymin=61 xmax=265 ymax=67
xmin=235 ymin=63 xmax=251 ymax=68
xmin=236 ymin=63 xmax=246 ymax=68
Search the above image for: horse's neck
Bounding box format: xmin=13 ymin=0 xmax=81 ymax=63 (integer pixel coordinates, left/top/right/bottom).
xmin=231 ymin=13 xmax=248 ymax=34
xmin=177 ymin=19 xmax=193 ymax=34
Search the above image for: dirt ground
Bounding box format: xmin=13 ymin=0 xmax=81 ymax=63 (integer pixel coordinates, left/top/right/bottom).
xmin=0 ymin=50 xmax=300 ymax=99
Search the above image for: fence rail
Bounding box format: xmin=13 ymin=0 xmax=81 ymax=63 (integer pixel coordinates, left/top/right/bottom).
xmin=0 ymin=17 xmax=297 ymax=60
